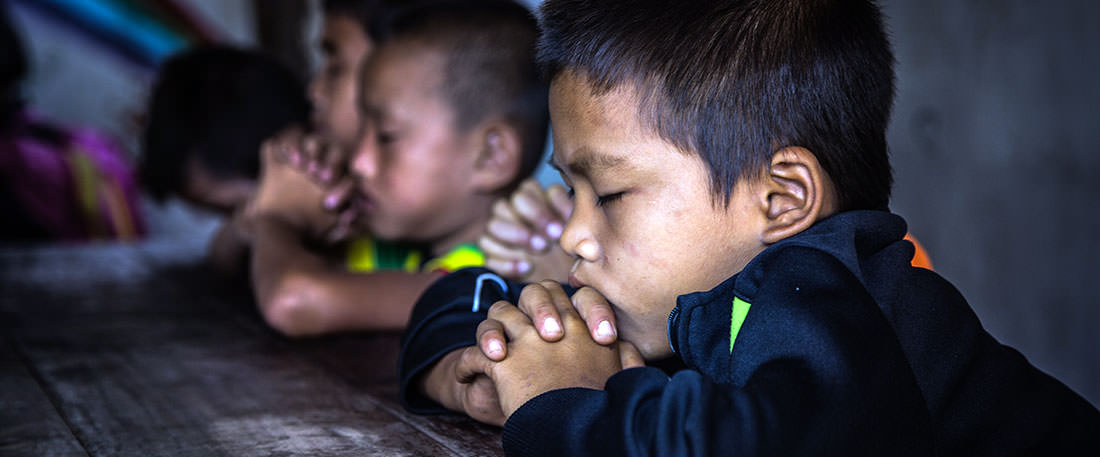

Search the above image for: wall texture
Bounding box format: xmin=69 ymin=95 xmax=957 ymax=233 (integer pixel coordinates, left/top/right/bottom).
xmin=884 ymin=0 xmax=1100 ymax=405
xmin=9 ymin=0 xmax=255 ymax=156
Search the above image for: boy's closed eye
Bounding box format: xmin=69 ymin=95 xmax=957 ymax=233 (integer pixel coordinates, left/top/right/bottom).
xmin=595 ymin=191 xmax=624 ymax=207
xmin=550 ymin=160 xmax=627 ymax=208
xmin=377 ymin=130 xmax=398 ymax=145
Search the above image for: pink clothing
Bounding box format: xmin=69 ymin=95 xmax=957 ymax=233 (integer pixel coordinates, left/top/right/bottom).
xmin=0 ymin=110 xmax=145 ymax=242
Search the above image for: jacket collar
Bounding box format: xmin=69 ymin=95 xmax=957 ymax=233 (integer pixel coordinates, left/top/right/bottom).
xmin=667 ymin=210 xmax=908 ymax=356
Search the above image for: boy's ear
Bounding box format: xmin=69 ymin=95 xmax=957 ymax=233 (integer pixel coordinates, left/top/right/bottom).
xmin=759 ymin=146 xmax=836 ymax=244
xmin=470 ymin=122 xmax=522 ymax=193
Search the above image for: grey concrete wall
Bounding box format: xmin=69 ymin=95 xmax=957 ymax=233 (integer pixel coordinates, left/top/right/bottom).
xmin=884 ymin=0 xmax=1100 ymax=405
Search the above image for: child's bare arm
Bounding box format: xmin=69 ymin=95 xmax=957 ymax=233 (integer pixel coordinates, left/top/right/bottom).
xmin=479 ymin=179 xmax=574 ymax=282
xmin=249 ymin=216 xmax=440 ymax=336
xmin=206 ymin=209 xmax=251 ymax=277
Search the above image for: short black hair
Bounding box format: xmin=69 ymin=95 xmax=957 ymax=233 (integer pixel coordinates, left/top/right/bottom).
xmin=321 ymin=0 xmax=382 ymax=31
xmin=538 ymin=0 xmax=896 ymax=211
xmin=140 ymin=45 xmax=310 ymax=201
xmin=370 ymin=0 xmax=549 ymax=191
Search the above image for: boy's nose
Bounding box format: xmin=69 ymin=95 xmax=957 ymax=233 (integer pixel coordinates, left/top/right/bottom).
xmin=559 ymin=203 xmax=600 ymax=262
xmin=350 ymin=124 xmax=377 ymax=180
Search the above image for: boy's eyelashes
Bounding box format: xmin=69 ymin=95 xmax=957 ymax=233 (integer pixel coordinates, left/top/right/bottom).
xmin=561 ymin=180 xmax=623 ymax=207
xmin=595 ymin=191 xmax=624 ymax=207
xmin=376 ymin=131 xmax=397 ymax=145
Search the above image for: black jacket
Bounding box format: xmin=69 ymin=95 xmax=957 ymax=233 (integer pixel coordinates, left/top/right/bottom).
xmin=399 ymin=211 xmax=1100 ymax=456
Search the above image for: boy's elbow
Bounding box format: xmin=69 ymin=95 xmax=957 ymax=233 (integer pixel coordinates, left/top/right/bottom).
xmin=259 ymin=276 xmax=328 ymax=338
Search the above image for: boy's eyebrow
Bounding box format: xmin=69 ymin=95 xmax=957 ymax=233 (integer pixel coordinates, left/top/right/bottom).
xmin=550 ymin=148 xmax=627 ymax=176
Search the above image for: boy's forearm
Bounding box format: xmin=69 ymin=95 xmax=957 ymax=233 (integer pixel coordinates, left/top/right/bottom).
xmin=250 ymin=216 xmax=439 ymax=336
xmin=207 ymin=219 xmax=250 ymax=277
xmin=250 ymin=215 xmax=328 ymax=308
xmin=499 ymin=365 xmax=842 ymax=457
xmin=249 ymin=215 xmax=330 ymax=335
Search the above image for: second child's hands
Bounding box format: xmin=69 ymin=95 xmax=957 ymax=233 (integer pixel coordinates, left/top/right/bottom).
xmin=246 ymin=129 xmax=357 ymax=243
xmin=270 ymin=125 xmax=347 ymax=186
xmin=479 ymin=179 xmax=574 ymax=282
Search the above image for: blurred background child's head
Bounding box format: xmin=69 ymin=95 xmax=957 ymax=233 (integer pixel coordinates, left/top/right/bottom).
xmin=140 ymin=45 xmax=309 ymax=214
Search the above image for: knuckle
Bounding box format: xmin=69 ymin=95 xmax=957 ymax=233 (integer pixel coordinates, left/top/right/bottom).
xmin=475 ymin=319 xmax=494 ymax=336
xmin=487 ymin=300 xmax=513 ymax=316
xmin=492 ymin=199 xmax=510 ymax=215
xmin=538 ymin=279 xmax=562 ymax=290
xmin=519 ymin=282 xmax=547 ymax=297
xmin=459 ymin=346 xmax=478 ymax=364
xmin=485 ymin=259 xmax=511 ymax=274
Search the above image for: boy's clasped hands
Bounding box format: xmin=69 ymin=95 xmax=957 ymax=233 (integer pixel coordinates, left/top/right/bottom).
xmin=437 ymin=281 xmax=644 ymax=425
xmin=243 ymin=127 xmax=359 ymax=245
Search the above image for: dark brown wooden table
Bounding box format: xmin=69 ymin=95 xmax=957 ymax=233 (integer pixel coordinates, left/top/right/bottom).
xmin=0 ymin=239 xmax=503 ymax=456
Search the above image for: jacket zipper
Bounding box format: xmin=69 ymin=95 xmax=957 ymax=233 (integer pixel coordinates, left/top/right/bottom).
xmin=666 ymin=305 xmax=681 ymax=354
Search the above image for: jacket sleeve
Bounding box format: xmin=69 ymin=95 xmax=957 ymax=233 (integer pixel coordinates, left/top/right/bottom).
xmin=502 ymin=363 xmax=827 ymax=456
xmin=397 ymin=267 xmax=526 ymax=413
xmin=501 ymin=248 xmax=934 ymax=457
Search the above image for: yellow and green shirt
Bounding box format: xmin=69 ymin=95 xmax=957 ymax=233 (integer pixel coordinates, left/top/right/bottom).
xmin=345 ymin=237 xmax=484 ymax=274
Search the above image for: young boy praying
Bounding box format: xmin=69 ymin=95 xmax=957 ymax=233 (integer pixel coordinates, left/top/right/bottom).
xmin=398 ymin=0 xmax=1100 ymax=455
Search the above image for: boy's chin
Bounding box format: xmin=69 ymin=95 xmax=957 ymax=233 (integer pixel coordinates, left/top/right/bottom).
xmin=633 ymin=338 xmax=675 ymax=361
xmin=361 ymin=219 xmax=404 ymax=241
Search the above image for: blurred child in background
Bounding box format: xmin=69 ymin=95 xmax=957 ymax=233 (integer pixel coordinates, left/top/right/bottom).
xmin=246 ymin=0 xmax=548 ymax=337
xmin=139 ymin=45 xmax=309 ymax=273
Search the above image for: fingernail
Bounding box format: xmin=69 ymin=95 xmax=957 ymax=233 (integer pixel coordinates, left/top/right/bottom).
xmin=516 ymin=260 xmax=531 ymax=273
xmin=324 ymin=194 xmax=340 ymax=209
xmin=530 ymin=236 xmax=547 ymax=251
xmin=596 ymin=320 xmax=615 ymax=339
xmin=542 ymin=317 xmax=561 ymax=336
xmin=546 ymin=222 xmax=563 ymax=239
xmin=487 ymin=339 xmax=504 ymax=356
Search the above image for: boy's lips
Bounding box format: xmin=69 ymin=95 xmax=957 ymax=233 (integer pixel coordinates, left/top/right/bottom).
xmin=568 ymin=273 xmax=584 ymax=289
xmin=568 ymin=261 xmax=587 ymax=289
xmin=352 ymin=188 xmax=376 ymax=214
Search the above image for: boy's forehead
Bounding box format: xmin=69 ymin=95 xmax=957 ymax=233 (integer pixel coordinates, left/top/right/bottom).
xmin=550 ymin=72 xmax=639 ymax=128
xmin=362 ymin=42 xmax=446 ymax=101
xmin=549 ymin=72 xmax=656 ymax=171
xmin=321 ymin=14 xmax=365 ymax=47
